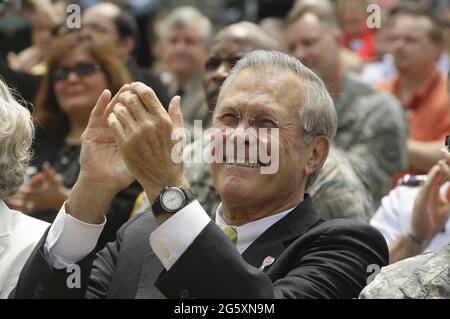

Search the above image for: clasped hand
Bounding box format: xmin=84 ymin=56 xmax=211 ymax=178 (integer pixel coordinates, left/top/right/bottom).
xmin=105 ymin=82 xmax=189 ymax=203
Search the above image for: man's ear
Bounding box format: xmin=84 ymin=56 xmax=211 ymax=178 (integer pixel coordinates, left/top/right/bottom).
xmin=304 ymin=136 xmax=330 ymax=177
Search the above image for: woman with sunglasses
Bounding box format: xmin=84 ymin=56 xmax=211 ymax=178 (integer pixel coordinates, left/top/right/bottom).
xmin=9 ymin=32 xmax=142 ymax=250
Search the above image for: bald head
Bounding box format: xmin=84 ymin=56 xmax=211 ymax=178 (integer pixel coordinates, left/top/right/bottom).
xmin=216 ymin=22 xmax=281 ymax=52
xmin=84 ymin=3 xmax=121 ymax=19
xmin=203 ymin=22 xmax=281 ymax=110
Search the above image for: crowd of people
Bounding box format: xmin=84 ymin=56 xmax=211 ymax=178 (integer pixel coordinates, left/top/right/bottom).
xmin=1 ymin=0 xmax=450 ymax=299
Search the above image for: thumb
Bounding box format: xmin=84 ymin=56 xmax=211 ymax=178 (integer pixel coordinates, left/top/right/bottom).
xmin=168 ymin=96 xmax=184 ymax=129
xmin=7 ymin=52 xmax=17 ymax=67
xmin=43 ymin=162 xmax=60 ymax=184
xmin=87 ymin=89 xmax=111 ymax=129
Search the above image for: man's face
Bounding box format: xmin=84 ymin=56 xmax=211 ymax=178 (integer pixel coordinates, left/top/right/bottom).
xmin=336 ymin=0 xmax=367 ymax=38
xmin=284 ymin=13 xmax=339 ymax=82
xmin=163 ymin=24 xmax=208 ymax=82
xmin=82 ymin=8 xmax=121 ymax=54
xmin=210 ymin=68 xmax=309 ymax=208
xmin=203 ymin=33 xmax=264 ymax=112
xmin=391 ymin=15 xmax=442 ymax=73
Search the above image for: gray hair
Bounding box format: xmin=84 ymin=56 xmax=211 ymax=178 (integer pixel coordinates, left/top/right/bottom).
xmin=0 ymin=78 xmax=34 ymax=199
xmin=216 ymin=50 xmax=337 ymax=189
xmin=160 ymin=6 xmax=213 ymax=45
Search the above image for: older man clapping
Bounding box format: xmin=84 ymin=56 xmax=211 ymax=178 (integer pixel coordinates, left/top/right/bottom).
xmin=12 ymin=51 xmax=387 ymax=299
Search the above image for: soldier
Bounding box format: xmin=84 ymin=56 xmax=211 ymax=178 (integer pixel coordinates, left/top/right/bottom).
xmin=360 ymin=152 xmax=450 ymax=298
xmin=284 ymin=5 xmax=408 ymax=205
xmin=131 ymin=21 xmax=375 ymax=221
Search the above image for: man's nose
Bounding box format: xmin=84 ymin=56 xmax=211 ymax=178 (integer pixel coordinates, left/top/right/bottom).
xmin=293 ymin=44 xmax=308 ymax=62
xmin=392 ymin=38 xmax=405 ymax=51
xmin=212 ymin=63 xmax=229 ymax=82
xmin=174 ymin=40 xmax=188 ymax=51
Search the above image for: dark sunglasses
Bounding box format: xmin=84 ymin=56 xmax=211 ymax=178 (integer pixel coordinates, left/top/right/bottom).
xmin=52 ymin=63 xmax=102 ymax=82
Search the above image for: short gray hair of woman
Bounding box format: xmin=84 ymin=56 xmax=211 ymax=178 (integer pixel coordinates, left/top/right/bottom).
xmin=0 ymin=78 xmax=34 ymax=199
xmin=216 ymin=50 xmax=338 ymax=189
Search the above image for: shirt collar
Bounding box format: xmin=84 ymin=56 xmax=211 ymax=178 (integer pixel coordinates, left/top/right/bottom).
xmin=392 ymin=68 xmax=441 ymax=109
xmin=215 ymin=203 xmax=295 ymax=254
xmin=0 ymin=200 xmax=12 ymax=237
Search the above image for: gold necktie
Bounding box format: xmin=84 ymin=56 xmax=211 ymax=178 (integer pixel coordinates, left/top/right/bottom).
xmin=220 ymin=225 xmax=238 ymax=245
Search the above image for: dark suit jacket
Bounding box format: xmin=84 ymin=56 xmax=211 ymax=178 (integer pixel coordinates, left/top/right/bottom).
xmin=11 ymin=195 xmax=388 ymax=299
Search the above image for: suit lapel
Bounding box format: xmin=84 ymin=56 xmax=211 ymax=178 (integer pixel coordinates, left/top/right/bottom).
xmin=241 ymin=195 xmax=320 ymax=270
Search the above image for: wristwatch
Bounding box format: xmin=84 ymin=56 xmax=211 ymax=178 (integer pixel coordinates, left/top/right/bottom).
xmin=152 ymin=186 xmax=195 ymax=217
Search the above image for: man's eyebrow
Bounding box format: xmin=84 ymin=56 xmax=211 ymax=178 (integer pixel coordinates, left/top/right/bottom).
xmin=217 ymin=102 xmax=284 ymax=117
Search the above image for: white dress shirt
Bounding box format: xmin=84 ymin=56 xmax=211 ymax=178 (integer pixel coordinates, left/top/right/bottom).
xmin=44 ymin=204 xmax=106 ymax=269
xmin=45 ymin=198 xmax=295 ymax=272
xmin=149 ymin=201 xmax=293 ymax=270
xmin=0 ymin=200 xmax=49 ymax=298
xmin=370 ymin=183 xmax=450 ymax=253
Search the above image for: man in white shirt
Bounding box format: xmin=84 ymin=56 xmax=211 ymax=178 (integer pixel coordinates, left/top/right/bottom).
xmin=11 ymin=51 xmax=388 ymax=299
xmin=0 ymin=79 xmax=49 ymax=298
xmin=370 ymin=154 xmax=450 ymax=264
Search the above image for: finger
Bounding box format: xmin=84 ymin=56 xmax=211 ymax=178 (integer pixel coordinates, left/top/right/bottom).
xmin=104 ymin=85 xmax=131 ymax=120
xmin=43 ymin=162 xmax=60 ymax=184
xmin=118 ymin=92 xmax=146 ymax=121
xmin=430 ymin=165 xmax=446 ymax=202
xmin=88 ymin=89 xmax=112 ymax=129
xmin=443 ymin=181 xmax=450 ymax=205
xmin=129 ymin=82 xmax=167 ymax=119
xmin=438 ymin=159 xmax=450 ymax=181
xmin=108 ymin=112 xmax=126 ymax=144
xmin=441 ymin=148 xmax=450 ymax=166
xmin=7 ymin=52 xmax=17 ymax=66
xmin=420 ymin=165 xmax=441 ymax=200
xmin=28 ymin=173 xmax=45 ymax=188
xmin=113 ymin=103 xmax=135 ymax=133
xmin=168 ymin=96 xmax=184 ymax=129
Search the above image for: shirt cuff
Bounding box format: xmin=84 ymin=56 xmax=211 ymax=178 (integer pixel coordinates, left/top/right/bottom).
xmin=149 ymin=200 xmax=210 ymax=270
xmin=44 ymin=202 xmax=106 ymax=269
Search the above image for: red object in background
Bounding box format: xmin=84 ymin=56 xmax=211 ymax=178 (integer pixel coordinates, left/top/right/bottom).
xmin=342 ymin=27 xmax=376 ymax=62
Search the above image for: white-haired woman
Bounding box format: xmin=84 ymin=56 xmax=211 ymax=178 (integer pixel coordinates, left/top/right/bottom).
xmin=0 ymin=79 xmax=49 ymax=298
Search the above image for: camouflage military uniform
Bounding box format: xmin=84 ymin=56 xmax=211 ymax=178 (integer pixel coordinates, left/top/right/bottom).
xmin=333 ymin=72 xmax=408 ymax=207
xmin=132 ymin=138 xmax=375 ymax=221
xmin=310 ymin=147 xmax=375 ymax=222
xmin=360 ymin=243 xmax=450 ymax=298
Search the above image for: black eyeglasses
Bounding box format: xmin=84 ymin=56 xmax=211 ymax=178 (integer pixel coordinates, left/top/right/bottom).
xmin=52 ymin=63 xmax=102 ymax=82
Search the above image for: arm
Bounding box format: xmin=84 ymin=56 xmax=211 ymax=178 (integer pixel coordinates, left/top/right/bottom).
xmin=11 ymin=87 xmax=136 ymax=298
xmin=406 ymin=139 xmax=443 ymax=172
xmin=389 ymin=158 xmax=450 ymax=263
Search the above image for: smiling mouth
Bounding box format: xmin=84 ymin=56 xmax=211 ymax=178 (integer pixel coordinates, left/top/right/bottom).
xmin=224 ymin=157 xmax=269 ymax=168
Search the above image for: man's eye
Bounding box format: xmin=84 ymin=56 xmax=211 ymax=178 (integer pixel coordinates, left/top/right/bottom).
xmin=220 ymin=113 xmax=240 ymax=125
xmin=205 ymin=59 xmax=220 ymax=71
xmin=254 ymin=119 xmax=278 ymax=128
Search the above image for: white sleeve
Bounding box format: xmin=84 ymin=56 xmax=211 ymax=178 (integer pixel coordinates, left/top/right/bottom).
xmin=44 ymin=203 xmax=106 ymax=269
xmin=149 ymin=200 xmax=211 ymax=270
xmin=370 ymin=186 xmax=413 ymax=246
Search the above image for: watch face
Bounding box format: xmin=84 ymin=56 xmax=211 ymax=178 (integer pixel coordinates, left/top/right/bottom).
xmin=161 ymin=188 xmax=186 ymax=212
